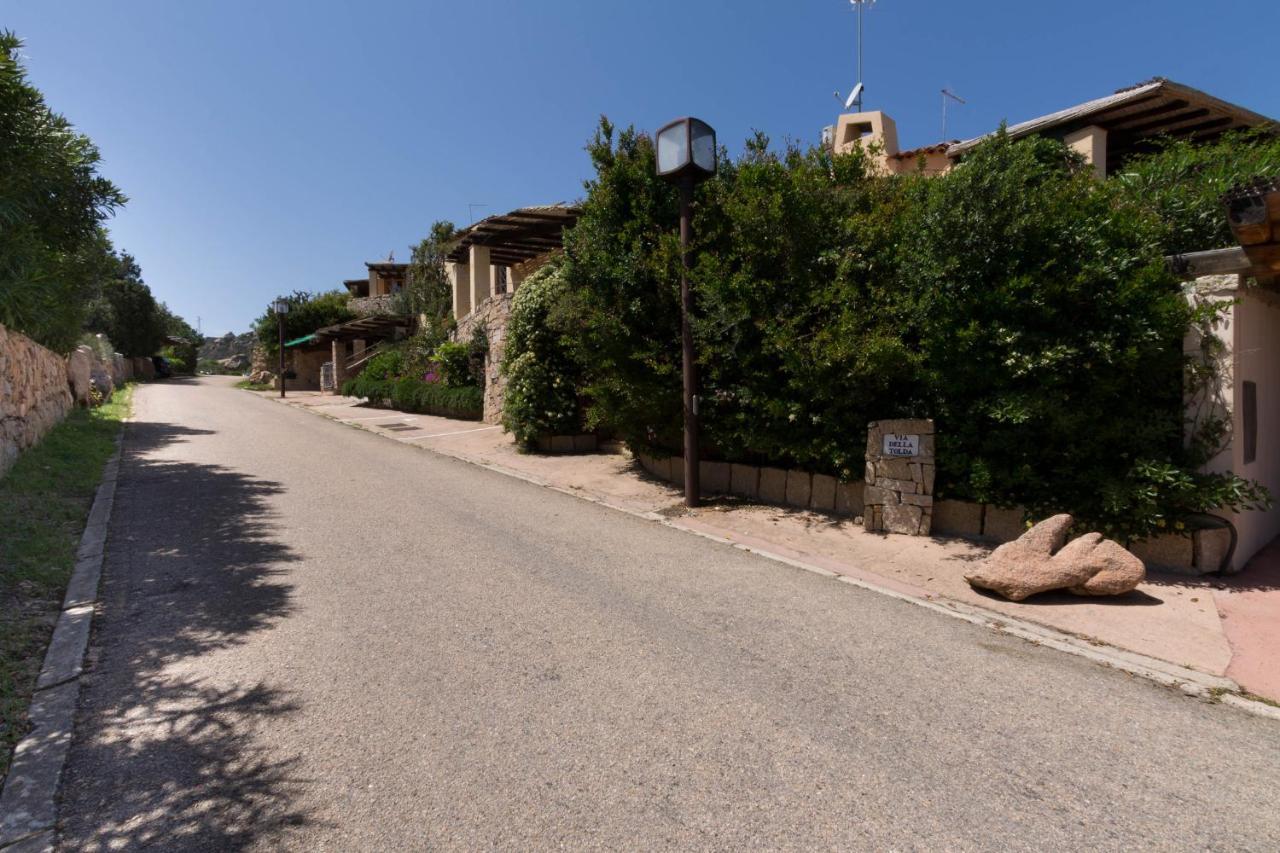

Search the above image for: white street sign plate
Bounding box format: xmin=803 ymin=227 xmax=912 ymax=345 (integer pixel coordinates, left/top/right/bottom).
xmin=883 ymin=434 xmax=919 ymax=457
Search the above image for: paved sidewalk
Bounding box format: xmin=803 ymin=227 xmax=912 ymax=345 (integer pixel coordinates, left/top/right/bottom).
xmin=271 ymin=391 xmax=1280 ymax=703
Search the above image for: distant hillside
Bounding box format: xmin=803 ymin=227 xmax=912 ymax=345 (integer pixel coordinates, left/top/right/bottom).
xmin=199 ymin=331 xmax=256 ymax=363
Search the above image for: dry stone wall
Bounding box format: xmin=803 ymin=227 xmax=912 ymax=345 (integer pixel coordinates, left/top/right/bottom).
xmin=864 ymin=419 xmax=935 ymax=535
xmin=454 ymin=294 xmax=513 ymax=425
xmin=0 ymin=323 xmax=73 ymax=476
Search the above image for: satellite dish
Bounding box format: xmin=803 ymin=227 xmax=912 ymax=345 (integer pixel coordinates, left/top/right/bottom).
xmin=844 ymin=82 xmax=864 ymax=111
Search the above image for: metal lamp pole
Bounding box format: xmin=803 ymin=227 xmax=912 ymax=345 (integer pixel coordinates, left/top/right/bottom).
xmin=273 ymin=298 xmax=290 ymax=398
xmin=678 ymin=176 xmax=699 ymax=506
xmin=655 ymin=117 xmax=717 ymax=508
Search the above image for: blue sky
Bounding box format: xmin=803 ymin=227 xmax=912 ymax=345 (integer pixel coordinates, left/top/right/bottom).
xmin=6 ymin=0 xmax=1278 ymax=335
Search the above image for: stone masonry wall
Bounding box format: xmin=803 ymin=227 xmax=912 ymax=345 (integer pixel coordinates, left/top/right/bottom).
xmin=453 ymin=294 xmax=513 ymax=425
xmin=0 ymin=323 xmax=73 ymax=477
xmin=864 ymin=418 xmax=936 ymax=535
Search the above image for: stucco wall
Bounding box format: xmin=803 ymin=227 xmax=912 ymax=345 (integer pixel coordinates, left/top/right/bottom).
xmin=454 ymin=293 xmax=513 ymax=425
xmin=1185 ymin=275 xmax=1280 ymax=569
xmin=1225 ymin=286 xmax=1280 ymax=566
xmin=0 ymin=323 xmax=73 ymax=477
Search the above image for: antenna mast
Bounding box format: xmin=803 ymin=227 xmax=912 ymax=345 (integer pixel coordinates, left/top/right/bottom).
xmin=941 ymin=87 xmax=966 ymax=140
xmin=850 ymin=0 xmax=874 ymax=111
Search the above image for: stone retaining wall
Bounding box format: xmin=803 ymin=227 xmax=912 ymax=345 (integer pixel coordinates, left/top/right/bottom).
xmin=635 ymin=452 xmax=865 ymax=517
xmin=0 ymin=323 xmax=73 ymax=476
xmin=933 ymin=497 xmax=1219 ymax=574
xmin=453 ymin=294 xmax=513 ymax=425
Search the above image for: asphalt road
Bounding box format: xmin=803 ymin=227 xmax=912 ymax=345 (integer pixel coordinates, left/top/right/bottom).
xmin=58 ymin=377 xmax=1280 ymax=850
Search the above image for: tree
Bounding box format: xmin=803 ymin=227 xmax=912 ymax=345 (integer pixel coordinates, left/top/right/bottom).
xmin=253 ymin=290 xmax=355 ymax=357
xmin=397 ymin=220 xmax=458 ymax=347
xmin=82 ymin=251 xmax=167 ymax=357
xmin=0 ymin=31 xmax=125 ymax=352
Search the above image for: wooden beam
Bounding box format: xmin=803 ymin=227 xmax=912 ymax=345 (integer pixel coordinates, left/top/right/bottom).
xmin=1166 ymin=247 xmax=1251 ymax=277
xmin=1102 ymin=99 xmax=1190 ymax=130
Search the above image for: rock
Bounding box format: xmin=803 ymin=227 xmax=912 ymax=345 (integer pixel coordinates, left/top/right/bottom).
xmin=89 ymin=363 xmax=114 ymax=402
xmin=964 ymin=514 xmax=1145 ymax=601
xmin=66 ymin=346 xmax=93 ymax=405
xmin=218 ymin=353 xmax=250 ymax=371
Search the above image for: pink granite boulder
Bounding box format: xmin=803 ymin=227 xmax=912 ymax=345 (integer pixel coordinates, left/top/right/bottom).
xmin=964 ymin=514 xmax=1144 ymax=601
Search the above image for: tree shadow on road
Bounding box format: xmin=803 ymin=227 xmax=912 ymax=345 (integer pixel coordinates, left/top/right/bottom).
xmin=57 ymin=419 xmax=324 ymax=850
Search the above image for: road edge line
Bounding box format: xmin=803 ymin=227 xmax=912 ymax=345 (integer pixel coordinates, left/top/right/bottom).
xmin=0 ymin=427 xmax=125 ymax=850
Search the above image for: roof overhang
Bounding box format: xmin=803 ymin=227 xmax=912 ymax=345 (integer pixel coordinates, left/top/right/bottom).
xmin=312 ymin=314 xmax=415 ymax=343
xmin=948 ymin=79 xmax=1275 ymax=160
xmin=446 ymin=205 xmax=581 ymax=267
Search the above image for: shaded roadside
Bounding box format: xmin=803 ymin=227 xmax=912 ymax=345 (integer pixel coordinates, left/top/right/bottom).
xmin=56 ymin=418 xmax=314 ymax=850
xmin=0 ymin=388 xmax=132 ymax=783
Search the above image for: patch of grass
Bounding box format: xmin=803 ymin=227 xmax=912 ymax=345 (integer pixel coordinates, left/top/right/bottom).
xmin=235 ymin=379 xmax=273 ymax=392
xmin=0 ymin=385 xmax=132 ymax=780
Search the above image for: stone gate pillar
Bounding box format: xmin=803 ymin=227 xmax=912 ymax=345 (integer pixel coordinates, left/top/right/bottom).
xmin=864 ymin=419 xmax=935 ymax=535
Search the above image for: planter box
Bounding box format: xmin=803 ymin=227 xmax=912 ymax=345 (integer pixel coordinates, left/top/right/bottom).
xmin=536 ymin=434 xmax=599 ymax=455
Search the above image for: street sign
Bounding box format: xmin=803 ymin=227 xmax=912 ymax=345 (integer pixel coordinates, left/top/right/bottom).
xmin=882 ymin=433 xmax=919 ymax=457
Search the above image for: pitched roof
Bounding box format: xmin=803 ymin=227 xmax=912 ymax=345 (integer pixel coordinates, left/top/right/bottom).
xmin=947 ymin=78 xmax=1274 ymax=159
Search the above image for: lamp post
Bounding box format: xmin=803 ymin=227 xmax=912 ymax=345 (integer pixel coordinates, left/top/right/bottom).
xmin=655 ymin=117 xmax=717 ymax=508
xmin=273 ymin=297 xmax=290 ymax=398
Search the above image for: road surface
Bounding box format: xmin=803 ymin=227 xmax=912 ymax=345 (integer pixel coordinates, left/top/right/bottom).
xmin=58 ymin=377 xmax=1280 ymax=850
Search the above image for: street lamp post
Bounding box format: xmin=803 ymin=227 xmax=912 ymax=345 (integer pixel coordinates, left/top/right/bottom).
xmin=655 ymin=117 xmax=717 ymax=508
xmin=273 ymin=298 xmax=290 ymax=398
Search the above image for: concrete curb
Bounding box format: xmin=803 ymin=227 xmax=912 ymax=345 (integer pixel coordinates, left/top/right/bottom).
xmin=0 ymin=430 xmax=125 ymax=850
xmin=272 ymin=395 xmax=1280 ymax=723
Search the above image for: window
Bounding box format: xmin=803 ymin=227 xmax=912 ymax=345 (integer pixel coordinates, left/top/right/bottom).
xmin=1243 ymin=381 xmax=1257 ymax=465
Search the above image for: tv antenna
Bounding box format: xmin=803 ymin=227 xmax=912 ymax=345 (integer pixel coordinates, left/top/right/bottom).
xmin=840 ymin=0 xmax=875 ymax=112
xmin=467 ymin=203 xmax=488 ymax=224
xmin=941 ymin=88 xmax=966 ymax=140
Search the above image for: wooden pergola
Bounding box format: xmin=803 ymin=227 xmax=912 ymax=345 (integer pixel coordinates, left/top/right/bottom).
xmin=446 ymin=205 xmax=581 ymax=268
xmin=313 ymin=314 xmax=414 ymax=343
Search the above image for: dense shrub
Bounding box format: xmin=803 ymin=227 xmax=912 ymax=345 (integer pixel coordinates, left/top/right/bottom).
xmin=899 ymin=134 xmax=1234 ymax=536
xmin=501 ymin=262 xmax=585 ymax=447
xmin=359 ymin=348 xmax=404 ymax=382
xmin=341 ymin=344 xmax=482 ymax=419
xmin=552 ymin=118 xmax=1270 ymax=537
xmin=432 ymin=341 xmax=473 ymax=388
xmin=341 ymin=372 xmax=482 ymax=420
xmin=1114 ymin=129 xmax=1280 ymax=255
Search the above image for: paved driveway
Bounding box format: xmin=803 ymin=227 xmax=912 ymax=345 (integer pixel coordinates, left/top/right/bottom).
xmin=58 ymin=377 xmax=1280 ymax=850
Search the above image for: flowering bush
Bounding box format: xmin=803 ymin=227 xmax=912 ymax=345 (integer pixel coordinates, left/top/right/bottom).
xmin=501 ymin=262 xmax=585 ymax=448
xmin=341 ymin=345 xmax=481 ymax=419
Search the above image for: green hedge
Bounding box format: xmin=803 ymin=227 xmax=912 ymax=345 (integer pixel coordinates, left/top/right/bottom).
xmin=341 ymin=354 xmax=483 ymax=420
xmin=547 ymin=119 xmax=1273 ymax=538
